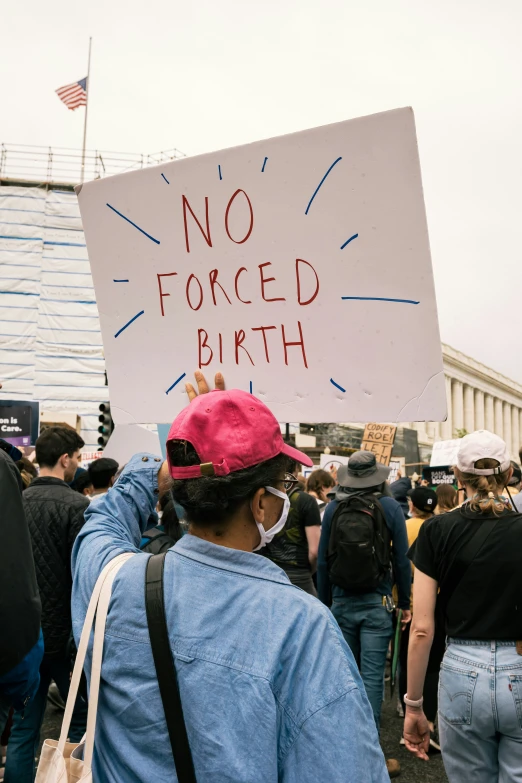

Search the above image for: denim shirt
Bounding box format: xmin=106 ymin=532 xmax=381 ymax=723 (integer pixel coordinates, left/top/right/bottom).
xmin=72 ymin=454 xmax=388 ymax=783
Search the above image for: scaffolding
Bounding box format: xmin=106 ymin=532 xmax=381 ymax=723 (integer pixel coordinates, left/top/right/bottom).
xmin=0 ymin=143 xmax=186 ymax=188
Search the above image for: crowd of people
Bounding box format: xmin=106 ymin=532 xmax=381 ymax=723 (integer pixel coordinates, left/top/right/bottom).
xmin=0 ymin=371 xmax=521 ymax=782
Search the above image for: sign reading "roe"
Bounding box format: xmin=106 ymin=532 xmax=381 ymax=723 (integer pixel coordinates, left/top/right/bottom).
xmin=361 ymin=423 xmax=398 ymax=466
xmin=77 ymin=108 xmax=446 ymax=425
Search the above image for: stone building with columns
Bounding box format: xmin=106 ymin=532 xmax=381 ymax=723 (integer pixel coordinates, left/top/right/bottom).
xmin=411 ymin=344 xmax=522 ymax=461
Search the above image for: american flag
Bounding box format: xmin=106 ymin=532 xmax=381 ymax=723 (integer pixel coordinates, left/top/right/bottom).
xmin=56 ymin=77 xmax=87 ymax=110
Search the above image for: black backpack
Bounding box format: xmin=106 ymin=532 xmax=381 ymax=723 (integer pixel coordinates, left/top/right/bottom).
xmin=141 ymin=527 xmax=178 ymax=555
xmin=326 ymin=493 xmax=391 ymax=592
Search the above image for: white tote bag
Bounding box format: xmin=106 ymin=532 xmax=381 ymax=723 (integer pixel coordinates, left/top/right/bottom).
xmin=36 ymin=552 xmax=135 ymax=783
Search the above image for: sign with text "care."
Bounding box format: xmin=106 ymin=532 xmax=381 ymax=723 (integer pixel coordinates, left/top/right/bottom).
xmin=77 ymin=108 xmax=446 ymax=425
xmin=0 ymin=401 xmax=40 ymax=447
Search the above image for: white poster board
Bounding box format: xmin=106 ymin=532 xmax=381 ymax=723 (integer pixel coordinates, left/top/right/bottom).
xmin=80 ymin=451 xmax=104 ymax=469
xmin=320 ymin=453 xmax=350 ymax=478
xmin=388 ymin=457 xmax=406 ymax=484
xmin=103 ymin=424 xmax=162 ymax=466
xmin=77 ymin=107 xmax=446 ymax=425
xmin=430 ymin=439 xmax=461 ymax=467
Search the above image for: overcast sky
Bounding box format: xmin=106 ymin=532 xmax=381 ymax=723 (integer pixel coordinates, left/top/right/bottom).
xmin=2 ymin=0 xmax=521 ymax=382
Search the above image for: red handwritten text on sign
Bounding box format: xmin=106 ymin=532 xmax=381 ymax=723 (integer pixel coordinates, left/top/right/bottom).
xmin=157 ymin=192 xmax=320 ymax=369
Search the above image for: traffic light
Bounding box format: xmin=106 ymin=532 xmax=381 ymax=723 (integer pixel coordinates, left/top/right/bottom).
xmin=98 ymin=403 xmax=114 ymax=449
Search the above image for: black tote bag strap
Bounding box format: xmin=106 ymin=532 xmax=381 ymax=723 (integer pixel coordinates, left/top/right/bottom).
xmin=145 ymin=553 xmax=197 ymax=783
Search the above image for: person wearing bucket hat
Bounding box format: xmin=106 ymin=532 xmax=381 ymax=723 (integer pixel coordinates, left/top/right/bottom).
xmin=71 ymin=373 xmax=388 ymax=783
xmin=317 ymin=450 xmax=411 ymax=776
xmin=404 ymin=430 xmax=522 ymax=782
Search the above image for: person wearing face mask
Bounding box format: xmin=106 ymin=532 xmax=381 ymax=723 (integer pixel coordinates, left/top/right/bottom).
xmin=262 ymin=463 xmax=322 ymax=596
xmin=71 ymin=373 xmax=388 ymax=783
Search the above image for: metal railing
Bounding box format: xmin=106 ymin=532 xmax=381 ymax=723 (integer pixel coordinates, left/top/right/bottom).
xmin=0 ymin=143 xmax=186 ymax=185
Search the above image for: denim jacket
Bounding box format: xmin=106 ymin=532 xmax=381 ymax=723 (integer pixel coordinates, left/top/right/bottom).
xmin=72 ymin=454 xmax=388 ymax=783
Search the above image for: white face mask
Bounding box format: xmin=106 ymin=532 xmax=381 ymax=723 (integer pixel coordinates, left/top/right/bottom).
xmin=253 ymin=486 xmax=290 ymax=551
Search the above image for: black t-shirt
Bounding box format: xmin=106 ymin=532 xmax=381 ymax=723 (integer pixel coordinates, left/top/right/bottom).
xmin=263 ymin=490 xmax=321 ymax=571
xmin=413 ymin=504 xmax=522 ymax=640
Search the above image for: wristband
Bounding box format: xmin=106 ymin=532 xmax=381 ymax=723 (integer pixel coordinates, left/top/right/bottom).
xmin=404 ymin=694 xmax=424 ymax=708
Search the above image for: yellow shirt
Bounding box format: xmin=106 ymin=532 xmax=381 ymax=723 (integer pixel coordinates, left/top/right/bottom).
xmin=406 ymin=516 xmax=425 ymax=549
xmin=404 ymin=516 xmax=428 ymax=611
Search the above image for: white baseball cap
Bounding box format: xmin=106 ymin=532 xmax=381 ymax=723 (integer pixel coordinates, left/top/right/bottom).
xmin=456 ymin=430 xmax=511 ymax=476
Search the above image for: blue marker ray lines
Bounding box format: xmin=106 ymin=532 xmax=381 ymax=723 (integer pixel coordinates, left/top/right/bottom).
xmin=218 ymin=165 xmax=222 ymax=181
xmin=106 ymin=204 xmax=160 ymax=245
xmin=113 ymin=279 xmax=129 ymax=282
xmin=330 ymin=378 xmax=346 ymax=393
xmin=341 ymin=233 xmax=358 ymax=249
xmin=305 ymin=157 xmax=342 ymax=215
xmin=249 ymin=381 xmax=253 ymax=394
xmin=114 ymin=310 xmax=145 ymax=338
xmin=261 ymin=157 xmax=268 ymax=172
xmin=166 ymin=372 xmax=187 ymax=395
xmin=342 ymin=296 xmax=420 ymax=305
xmin=161 ymin=173 xmax=170 ymax=184
xmin=0 ymin=290 xmax=38 ymax=296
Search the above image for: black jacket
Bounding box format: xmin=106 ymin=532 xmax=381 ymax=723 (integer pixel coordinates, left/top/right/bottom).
xmin=23 ymin=477 xmax=89 ymax=656
xmin=390 ymin=476 xmax=411 ymax=518
xmin=0 ymin=449 xmax=41 ymax=677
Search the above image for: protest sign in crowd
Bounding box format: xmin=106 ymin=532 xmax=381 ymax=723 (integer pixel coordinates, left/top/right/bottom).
xmin=1 ymin=109 xmax=521 ymax=783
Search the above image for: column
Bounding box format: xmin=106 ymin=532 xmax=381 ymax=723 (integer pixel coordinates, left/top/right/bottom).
xmin=503 ymin=403 xmax=512 ymax=455
xmin=485 ymin=394 xmax=494 ymax=431
xmin=441 ymin=376 xmax=453 ymax=440
xmin=452 ymin=380 xmax=464 ymax=434
xmin=494 ymin=398 xmax=503 ymax=438
xmin=474 ymin=390 xmax=485 ymax=430
xmin=463 ymin=385 xmax=475 ymax=433
xmin=416 ymin=421 xmax=428 ymax=443
xmin=512 ymin=406 xmax=520 ymax=461
xmin=427 ymin=422 xmax=441 ymax=441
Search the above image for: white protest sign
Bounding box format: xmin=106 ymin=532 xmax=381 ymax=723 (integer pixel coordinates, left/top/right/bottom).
xmin=77 ymin=107 xmax=446 ymax=425
xmin=320 ymin=453 xmax=350 ymax=478
xmin=430 ymin=439 xmax=461 ymax=467
xmin=103 ymin=424 xmax=162 ymax=466
xmin=388 ymin=457 xmax=406 ymax=484
xmin=80 ymin=451 xmax=104 ymax=468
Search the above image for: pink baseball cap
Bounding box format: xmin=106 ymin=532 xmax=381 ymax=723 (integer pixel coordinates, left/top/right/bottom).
xmin=166 ymin=389 xmax=313 ymax=478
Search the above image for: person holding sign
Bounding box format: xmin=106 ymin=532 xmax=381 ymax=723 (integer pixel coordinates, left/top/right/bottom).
xmin=71 ymin=373 xmax=388 ymax=783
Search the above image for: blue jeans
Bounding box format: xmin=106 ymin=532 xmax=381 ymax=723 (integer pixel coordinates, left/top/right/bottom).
xmin=439 ymin=640 xmax=522 ymax=783
xmin=4 ymin=653 xmax=87 ymax=783
xmin=331 ymin=593 xmax=393 ymax=728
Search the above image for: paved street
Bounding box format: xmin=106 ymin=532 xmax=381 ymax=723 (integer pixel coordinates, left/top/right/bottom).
xmin=380 ymin=693 xmax=448 ymax=783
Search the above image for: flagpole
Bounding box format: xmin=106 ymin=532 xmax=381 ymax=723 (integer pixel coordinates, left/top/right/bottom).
xmin=80 ymin=37 xmax=92 ymax=184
